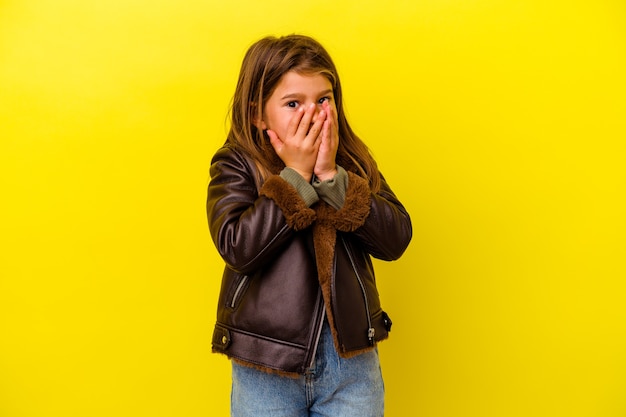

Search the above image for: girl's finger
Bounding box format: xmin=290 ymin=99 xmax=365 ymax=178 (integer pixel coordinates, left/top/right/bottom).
xmin=286 ymin=105 xmax=306 ymax=137
xmin=307 ymin=109 xmax=326 ymax=141
xmin=325 ymin=103 xmax=338 ymax=145
xmin=297 ymin=103 xmax=316 ymax=136
xmin=266 ymin=129 xmax=282 ymax=152
xmin=322 ymin=118 xmax=330 ymax=142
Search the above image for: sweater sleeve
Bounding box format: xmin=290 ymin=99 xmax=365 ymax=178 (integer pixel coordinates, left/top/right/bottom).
xmin=279 ymin=167 xmax=319 ymax=207
xmin=312 ymin=165 xmax=348 ymax=210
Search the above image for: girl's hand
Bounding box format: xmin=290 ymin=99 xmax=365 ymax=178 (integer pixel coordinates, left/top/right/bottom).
xmin=313 ymin=100 xmax=339 ymax=181
xmin=266 ymin=103 xmax=326 ymax=183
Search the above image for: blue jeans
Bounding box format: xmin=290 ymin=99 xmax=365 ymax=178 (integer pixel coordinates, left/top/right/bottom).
xmin=231 ymin=319 xmax=385 ymax=417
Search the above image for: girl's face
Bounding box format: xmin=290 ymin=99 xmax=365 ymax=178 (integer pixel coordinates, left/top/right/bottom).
xmin=258 ymin=71 xmax=337 ymax=139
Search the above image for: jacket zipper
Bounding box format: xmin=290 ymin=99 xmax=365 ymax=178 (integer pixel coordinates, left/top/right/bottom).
xmin=307 ymin=306 xmax=326 ymax=372
xmin=341 ymin=237 xmax=376 ymax=345
xmin=230 ymin=275 xmax=248 ymax=308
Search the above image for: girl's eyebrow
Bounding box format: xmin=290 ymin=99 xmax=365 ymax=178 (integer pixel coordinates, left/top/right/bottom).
xmin=280 ymin=89 xmax=333 ymax=100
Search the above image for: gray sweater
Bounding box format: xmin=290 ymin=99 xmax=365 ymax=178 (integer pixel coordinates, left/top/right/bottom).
xmin=279 ymin=165 xmax=348 ymax=210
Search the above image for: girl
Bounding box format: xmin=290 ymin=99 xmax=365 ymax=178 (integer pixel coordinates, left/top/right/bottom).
xmin=207 ymin=34 xmax=412 ymax=417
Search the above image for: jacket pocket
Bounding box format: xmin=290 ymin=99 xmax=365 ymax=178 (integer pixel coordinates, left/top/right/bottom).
xmin=228 ymin=274 xmax=249 ymax=309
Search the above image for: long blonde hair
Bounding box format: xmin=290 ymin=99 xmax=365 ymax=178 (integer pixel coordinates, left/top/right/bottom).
xmin=227 ymin=34 xmax=381 ymax=192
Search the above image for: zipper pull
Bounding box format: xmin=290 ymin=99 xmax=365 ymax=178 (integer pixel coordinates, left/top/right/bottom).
xmin=368 ymin=327 xmax=375 ymax=345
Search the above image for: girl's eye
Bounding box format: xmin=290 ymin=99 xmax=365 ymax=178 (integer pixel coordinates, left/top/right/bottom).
xmin=318 ymin=97 xmax=330 ymax=104
xmin=287 ymin=101 xmax=298 ymax=108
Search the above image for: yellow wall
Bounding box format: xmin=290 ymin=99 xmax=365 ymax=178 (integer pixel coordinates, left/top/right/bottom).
xmin=1 ymin=1 xmax=624 ymax=416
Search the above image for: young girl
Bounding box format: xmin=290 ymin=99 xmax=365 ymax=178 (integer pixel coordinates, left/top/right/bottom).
xmin=207 ymin=34 xmax=412 ymax=417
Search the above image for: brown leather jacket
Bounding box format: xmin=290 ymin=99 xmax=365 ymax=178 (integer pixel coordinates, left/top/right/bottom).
xmin=207 ymin=145 xmax=412 ymax=376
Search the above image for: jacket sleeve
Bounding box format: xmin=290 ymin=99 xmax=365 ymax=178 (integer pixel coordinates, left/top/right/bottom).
xmin=330 ymin=171 xmax=412 ymax=261
xmin=206 ymin=146 xmax=316 ymax=274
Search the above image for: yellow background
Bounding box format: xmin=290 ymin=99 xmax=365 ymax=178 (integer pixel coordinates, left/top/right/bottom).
xmin=1 ymin=0 xmax=625 ymax=416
